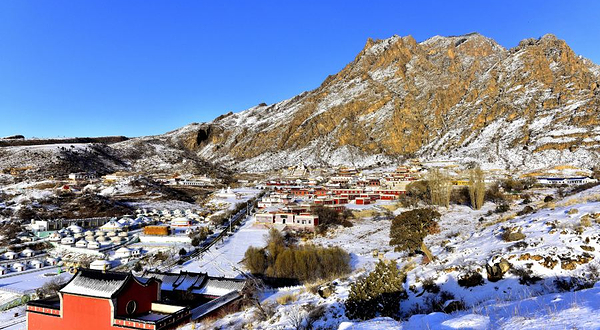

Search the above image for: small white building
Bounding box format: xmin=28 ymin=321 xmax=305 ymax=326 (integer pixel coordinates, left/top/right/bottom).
xmin=75 ymin=240 xmax=88 ymax=248
xmin=30 ymin=260 xmax=44 ymax=269
xmin=0 ymin=266 xmax=7 ymax=275
xmin=21 ymin=248 xmax=35 ymax=258
xmin=12 ymin=263 xmax=26 ymax=272
xmin=89 ymin=259 xmax=111 ymax=271
xmin=114 ymin=247 xmax=131 ymax=259
xmin=46 ymin=257 xmax=59 ymax=266
xmin=48 ymin=232 xmax=63 ymax=242
xmin=87 ymin=241 xmax=100 ymax=249
xmin=170 ymin=217 xmax=192 ymax=228
xmin=61 ymin=236 xmax=75 ymax=245
xmin=100 ymin=220 xmax=124 ymax=232
xmin=4 ymin=251 xmax=18 ymax=260
xmin=67 ymin=225 xmax=84 ymax=234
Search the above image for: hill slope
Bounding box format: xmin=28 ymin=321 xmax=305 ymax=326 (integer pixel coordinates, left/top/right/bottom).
xmin=169 ymin=33 xmax=599 ymax=171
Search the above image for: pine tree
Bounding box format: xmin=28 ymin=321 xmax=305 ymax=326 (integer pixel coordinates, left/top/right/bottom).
xmin=345 ymin=260 xmax=406 ymax=320
xmin=389 ymin=208 xmax=440 ymax=262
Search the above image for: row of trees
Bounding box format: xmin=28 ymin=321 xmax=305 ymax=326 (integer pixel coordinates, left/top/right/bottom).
xmin=427 ymin=167 xmax=486 ymax=210
xmin=243 ymin=228 xmax=351 ymax=282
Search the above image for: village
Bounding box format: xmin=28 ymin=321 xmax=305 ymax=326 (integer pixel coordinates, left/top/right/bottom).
xmin=0 ymin=159 xmax=598 ymax=329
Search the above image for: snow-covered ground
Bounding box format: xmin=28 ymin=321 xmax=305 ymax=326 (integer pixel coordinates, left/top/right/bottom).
xmin=0 ymin=268 xmax=71 ymax=295
xmin=174 ymin=215 xmax=269 ymax=278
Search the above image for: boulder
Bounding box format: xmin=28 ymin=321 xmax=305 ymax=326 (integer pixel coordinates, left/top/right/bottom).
xmin=486 ymin=256 xmax=511 ymax=282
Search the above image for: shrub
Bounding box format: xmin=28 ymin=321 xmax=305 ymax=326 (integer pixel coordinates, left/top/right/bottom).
xmin=345 ymin=260 xmax=406 ymax=320
xmin=457 ymin=271 xmax=484 ymax=288
xmin=485 ymin=183 xmax=507 ymax=203
xmin=517 ymin=205 xmax=534 ymax=216
xmin=554 ymin=276 xmax=595 ymax=292
xmin=243 ymin=246 xmax=267 ymax=275
xmin=389 ymin=209 xmax=441 ymax=263
xmin=422 ymin=277 xmax=440 ymax=294
xmin=450 ymin=187 xmax=470 ymax=206
xmin=510 ymin=267 xmax=541 ymax=285
xmin=275 ymin=293 xmax=297 ymax=305
xmin=494 ymin=203 xmax=510 ymax=213
xmin=501 ymin=227 xmax=526 ymax=242
xmin=544 ymin=195 xmax=554 ymax=203
xmin=581 ymin=216 xmax=592 ymax=227
xmin=244 ymin=230 xmax=351 ymax=282
xmin=401 ymin=181 xmax=429 ymax=207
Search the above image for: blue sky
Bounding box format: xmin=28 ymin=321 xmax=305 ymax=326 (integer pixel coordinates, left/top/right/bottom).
xmin=0 ymin=1 xmax=598 ymax=138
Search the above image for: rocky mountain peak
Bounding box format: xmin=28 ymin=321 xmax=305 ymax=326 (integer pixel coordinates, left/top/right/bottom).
xmin=117 ymin=33 xmax=600 ymax=173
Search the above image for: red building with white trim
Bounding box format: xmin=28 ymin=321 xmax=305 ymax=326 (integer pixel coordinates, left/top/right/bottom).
xmin=27 ymin=269 xmax=246 ymax=330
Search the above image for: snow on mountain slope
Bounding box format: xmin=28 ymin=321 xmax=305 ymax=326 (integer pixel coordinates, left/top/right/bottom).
xmin=165 ymin=33 xmax=599 ymax=172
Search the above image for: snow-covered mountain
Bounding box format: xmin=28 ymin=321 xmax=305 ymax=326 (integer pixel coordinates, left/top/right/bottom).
xmin=159 ymin=33 xmax=599 ymax=171
xmin=2 ymin=33 xmax=598 ymax=177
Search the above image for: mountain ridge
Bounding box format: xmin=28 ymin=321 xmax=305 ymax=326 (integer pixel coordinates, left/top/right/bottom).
xmin=159 ymin=32 xmax=598 ymax=171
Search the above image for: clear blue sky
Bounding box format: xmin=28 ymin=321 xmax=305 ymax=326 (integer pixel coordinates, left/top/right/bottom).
xmin=0 ymin=1 xmax=598 ymax=138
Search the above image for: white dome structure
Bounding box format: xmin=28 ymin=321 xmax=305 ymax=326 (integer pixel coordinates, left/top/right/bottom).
xmin=30 ymin=260 xmax=44 ymax=269
xmin=61 ymin=236 xmax=75 ymax=245
xmin=100 ymin=220 xmax=124 ymax=232
xmin=87 ymin=241 xmax=100 ymax=249
xmin=46 ymin=257 xmax=58 ymax=266
xmin=111 ymin=236 xmax=124 ymax=244
xmin=67 ymin=225 xmax=83 ymax=234
xmin=114 ymin=247 xmax=131 ymax=259
xmin=48 ymin=232 xmax=63 ymax=242
xmin=75 ymin=240 xmax=88 ymax=248
xmin=90 ymin=259 xmax=111 ymax=271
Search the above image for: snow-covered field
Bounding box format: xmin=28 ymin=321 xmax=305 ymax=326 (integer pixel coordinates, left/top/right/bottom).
xmin=0 ymin=268 xmax=71 ymax=295
xmin=175 ymin=215 xmax=269 ymax=278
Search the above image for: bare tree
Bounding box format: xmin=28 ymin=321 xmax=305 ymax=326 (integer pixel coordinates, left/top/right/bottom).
xmin=427 ymin=168 xmax=451 ymax=207
xmin=468 ymin=167 xmax=486 ymax=210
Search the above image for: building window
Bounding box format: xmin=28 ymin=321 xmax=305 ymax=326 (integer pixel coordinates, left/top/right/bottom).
xmin=126 ymin=300 xmax=137 ymax=315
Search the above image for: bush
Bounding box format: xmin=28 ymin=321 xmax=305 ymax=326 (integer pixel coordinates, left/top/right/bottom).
xmin=554 ymin=276 xmax=595 ymax=292
xmin=494 ymin=203 xmax=510 ymax=213
xmin=510 ymin=267 xmax=541 ymax=285
xmin=450 ymin=187 xmax=470 ymax=206
xmin=501 ymin=227 xmax=526 ymax=242
xmin=244 ymin=229 xmax=351 ymax=282
xmin=517 ymin=205 xmax=534 ymax=216
xmin=485 ymin=183 xmax=507 ymax=204
xmin=457 ymin=271 xmax=484 ymax=288
xmin=275 ymin=293 xmax=297 ymax=305
xmin=401 ymin=181 xmax=429 ymax=207
xmin=468 ymin=167 xmax=486 ymax=210
xmin=345 ymin=260 xmax=406 ymax=320
xmin=544 ymin=195 xmax=554 ymax=203
xmin=244 ymin=246 xmax=267 ymax=275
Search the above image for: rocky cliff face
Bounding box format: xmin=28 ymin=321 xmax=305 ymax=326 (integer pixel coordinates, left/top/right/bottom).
xmin=111 ymin=33 xmax=600 ymax=173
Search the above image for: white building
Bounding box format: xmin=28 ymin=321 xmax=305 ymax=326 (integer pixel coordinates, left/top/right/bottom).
xmin=61 ymin=236 xmax=75 ymax=245
xmin=4 ymin=251 xmax=18 ymax=260
xmin=89 ymin=259 xmax=111 ymax=271
xmin=21 ymin=248 xmax=35 ymax=257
